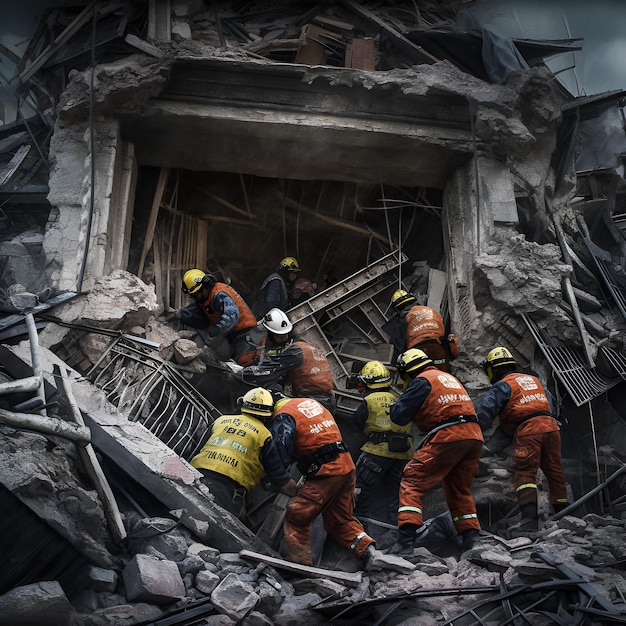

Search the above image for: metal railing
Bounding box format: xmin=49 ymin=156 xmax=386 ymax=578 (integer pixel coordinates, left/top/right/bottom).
xmin=87 ymin=335 xmax=221 ymax=460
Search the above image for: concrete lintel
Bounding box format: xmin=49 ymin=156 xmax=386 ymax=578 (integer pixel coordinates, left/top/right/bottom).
xmin=125 ymin=101 xmax=473 ymax=187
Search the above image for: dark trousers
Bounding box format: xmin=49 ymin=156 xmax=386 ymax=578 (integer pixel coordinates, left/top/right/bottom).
xmin=198 ymin=469 xmax=247 ymax=519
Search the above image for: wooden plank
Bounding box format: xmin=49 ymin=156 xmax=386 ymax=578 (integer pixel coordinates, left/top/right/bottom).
xmin=294 ymin=24 xmax=329 ymax=65
xmin=138 ymin=167 xmax=169 ymax=279
xmin=57 ymin=366 xmax=127 ymax=546
xmin=239 ymin=550 xmax=362 ymax=586
xmin=124 ymin=33 xmax=165 ymax=58
xmin=153 ymin=225 xmax=163 ymax=308
xmin=196 ymin=219 xmax=208 ymax=269
xmin=345 ymin=38 xmax=376 ymax=70
xmin=19 ymin=1 xmax=98 ymax=82
xmin=340 ymin=0 xmax=438 ymax=65
xmin=0 ymin=144 xmax=30 ymax=186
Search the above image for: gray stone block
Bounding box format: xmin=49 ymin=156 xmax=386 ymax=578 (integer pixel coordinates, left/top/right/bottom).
xmin=123 ymin=554 xmax=185 ymax=604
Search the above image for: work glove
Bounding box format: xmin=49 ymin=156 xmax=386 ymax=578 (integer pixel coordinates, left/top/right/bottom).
xmin=223 ymin=361 xmax=243 ymax=373
xmin=163 ymin=308 xmax=180 ymax=323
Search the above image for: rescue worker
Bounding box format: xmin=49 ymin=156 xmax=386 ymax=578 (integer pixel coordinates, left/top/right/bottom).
xmin=240 ymin=308 xmax=335 ymax=412
xmin=352 ymin=361 xmax=412 ymax=526
xmin=269 ymin=395 xmax=378 ymax=568
xmin=476 ymin=347 xmax=569 ymax=537
xmin=173 ymin=269 xmax=265 ymax=366
xmin=253 ymin=256 xmax=301 ymax=317
xmin=389 ymin=348 xmax=483 ymax=553
xmin=389 ymin=289 xmax=460 ymax=372
xmin=190 ymin=387 xmax=298 ymax=520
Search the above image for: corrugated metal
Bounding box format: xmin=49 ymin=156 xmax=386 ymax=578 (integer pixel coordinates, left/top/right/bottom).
xmin=522 ymin=314 xmax=624 ymax=407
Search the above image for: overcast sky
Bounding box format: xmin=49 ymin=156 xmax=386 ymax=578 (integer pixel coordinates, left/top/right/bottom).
xmin=464 ymin=0 xmax=626 ymax=97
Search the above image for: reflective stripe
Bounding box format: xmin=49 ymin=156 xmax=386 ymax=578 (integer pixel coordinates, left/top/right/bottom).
xmin=452 ymin=513 xmax=477 ymax=522
xmin=398 ymin=506 xmax=422 ymax=514
xmin=556 ymin=498 xmax=568 ymax=503
xmin=515 ymin=483 xmax=537 ymax=492
xmin=350 ymin=531 xmax=367 ymax=550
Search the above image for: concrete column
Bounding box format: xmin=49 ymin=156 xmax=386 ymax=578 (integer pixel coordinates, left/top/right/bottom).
xmin=443 ymin=156 xmax=518 ymax=349
xmin=44 ymin=118 xmax=136 ymax=292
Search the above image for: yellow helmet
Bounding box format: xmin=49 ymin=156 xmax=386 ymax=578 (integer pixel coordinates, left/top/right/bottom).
xmin=482 ymin=347 xmax=517 ymax=383
xmin=391 ymin=289 xmax=416 ymax=311
xmin=238 ymin=387 xmax=275 ymax=418
xmin=279 ymin=257 xmax=301 ymax=272
xmin=358 ymin=360 xmax=391 ymax=389
xmin=397 ymin=348 xmax=432 ymax=377
xmin=182 ymin=269 xmax=212 ymax=295
xmin=274 ymin=397 xmax=292 ymax=414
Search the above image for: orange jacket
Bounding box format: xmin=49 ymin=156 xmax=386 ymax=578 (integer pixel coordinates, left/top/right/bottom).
xmin=200 ymin=282 xmax=257 ymax=333
xmin=498 ymin=373 xmax=558 ymax=437
xmin=277 ymin=398 xmax=353 ymax=477
xmin=405 ymin=306 xmax=446 ymax=349
xmin=288 ymin=341 xmax=334 ymax=395
xmin=391 ymin=367 xmax=482 ymax=444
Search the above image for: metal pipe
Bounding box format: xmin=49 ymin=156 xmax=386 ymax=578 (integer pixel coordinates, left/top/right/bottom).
xmin=0 ymin=375 xmax=41 ymax=396
xmin=0 ymin=408 xmax=90 ymax=444
xmin=24 ymin=312 xmax=47 ymax=415
xmin=552 ymin=464 xmax=626 ymax=520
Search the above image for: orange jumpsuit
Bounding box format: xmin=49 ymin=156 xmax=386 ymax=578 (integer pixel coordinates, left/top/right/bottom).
xmin=270 ymin=398 xmax=375 ymax=565
xmin=404 ymin=306 xmax=459 ymax=372
xmin=477 ymin=372 xmax=568 ymax=508
xmin=390 ymin=366 xmax=483 ymax=534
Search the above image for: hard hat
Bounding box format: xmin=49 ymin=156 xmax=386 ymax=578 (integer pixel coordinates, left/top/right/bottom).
xmin=482 ymin=347 xmax=517 ymax=383
xmin=391 ymin=289 xmax=417 ymax=311
xmin=358 ymin=360 xmax=391 ymax=389
xmin=397 ymin=348 xmax=432 ymax=377
xmin=238 ymin=387 xmax=275 ymax=418
xmin=279 ymin=257 xmax=301 ymax=272
xmin=274 ymin=397 xmax=292 ymax=414
xmin=182 ymin=269 xmax=215 ymax=295
xmin=263 ymin=308 xmax=293 ymax=335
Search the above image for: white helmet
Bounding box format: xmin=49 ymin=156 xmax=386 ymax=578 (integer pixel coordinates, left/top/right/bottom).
xmin=262 ymin=308 xmax=293 ymax=335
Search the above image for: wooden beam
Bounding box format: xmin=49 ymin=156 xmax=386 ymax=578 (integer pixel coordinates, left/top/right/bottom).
xmin=0 ymin=144 xmax=30 ymax=186
xmin=195 ymin=188 xmax=257 ymax=220
xmin=57 ymin=366 xmax=127 ymax=545
xmin=340 ymin=0 xmax=438 ymax=65
xmin=138 ymin=167 xmax=169 ymax=279
xmin=124 ymin=34 xmax=164 ymax=58
xmin=239 ymin=550 xmax=363 ymax=587
xmin=280 ymin=195 xmax=391 ymax=246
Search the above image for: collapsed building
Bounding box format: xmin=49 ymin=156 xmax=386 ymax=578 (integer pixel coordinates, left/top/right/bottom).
xmin=1 ymin=1 xmax=626 ymax=624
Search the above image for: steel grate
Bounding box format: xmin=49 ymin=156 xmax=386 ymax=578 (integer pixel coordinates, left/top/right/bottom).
xmin=86 ymin=336 xmax=221 ymax=460
xmin=583 ymin=237 xmax=626 ymax=321
xmin=522 ymin=314 xmax=623 ymax=407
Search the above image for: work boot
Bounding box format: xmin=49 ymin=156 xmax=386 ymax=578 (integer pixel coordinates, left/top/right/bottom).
xmin=460 ymin=528 xmax=480 ymax=552
xmin=389 ymin=524 xmax=418 ymax=555
xmin=552 ymin=501 xmax=570 ymax=515
xmin=505 ymin=503 xmax=539 ymax=539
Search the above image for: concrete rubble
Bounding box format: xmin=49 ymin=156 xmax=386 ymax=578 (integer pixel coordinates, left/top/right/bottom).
xmin=1 ymin=280 xmax=625 ymax=624
xmin=1 ymin=1 xmax=626 ymax=625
